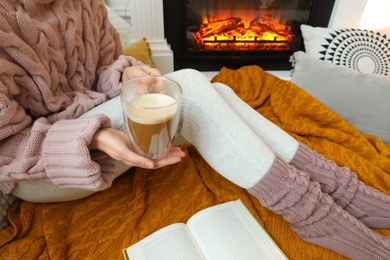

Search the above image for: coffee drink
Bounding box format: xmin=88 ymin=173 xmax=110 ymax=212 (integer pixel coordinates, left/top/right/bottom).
xmin=121 ymin=75 xmax=182 ymax=159
xmin=126 ymin=93 xmax=178 ymax=158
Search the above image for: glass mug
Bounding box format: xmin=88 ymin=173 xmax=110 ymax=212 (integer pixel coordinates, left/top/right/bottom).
xmin=120 ymin=75 xmax=183 ymax=159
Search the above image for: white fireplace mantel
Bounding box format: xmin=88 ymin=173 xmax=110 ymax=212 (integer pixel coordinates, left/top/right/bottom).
xmin=328 ymin=0 xmax=368 ymax=28
xmin=128 ymin=0 xmax=174 ymax=75
xmin=107 ymin=0 xmax=369 ymax=75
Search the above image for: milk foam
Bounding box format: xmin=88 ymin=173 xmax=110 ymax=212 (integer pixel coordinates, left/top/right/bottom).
xmin=127 ymin=93 xmax=177 ymax=125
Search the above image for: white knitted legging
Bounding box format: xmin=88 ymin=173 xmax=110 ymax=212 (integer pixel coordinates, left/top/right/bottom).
xmin=12 ymin=69 xmax=298 ymax=202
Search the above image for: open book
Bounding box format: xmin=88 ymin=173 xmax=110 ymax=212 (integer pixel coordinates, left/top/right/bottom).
xmin=123 ymin=199 xmax=288 ymax=260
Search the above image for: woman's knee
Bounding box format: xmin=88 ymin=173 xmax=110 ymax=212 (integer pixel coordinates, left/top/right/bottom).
xmin=167 ymin=69 xmax=224 ymax=107
xmin=165 ymin=69 xmax=211 ymax=94
xmin=212 ymin=82 xmax=235 ymax=96
xmin=166 ymin=68 xmax=206 ymax=80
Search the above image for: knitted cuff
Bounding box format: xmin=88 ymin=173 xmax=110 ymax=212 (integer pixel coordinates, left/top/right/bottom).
xmin=290 ymin=142 xmax=358 ymax=206
xmin=0 ymin=181 xmax=16 ymax=195
xmin=248 ymin=155 xmax=326 ymax=224
xmin=290 ymin=142 xmax=339 ymax=193
xmin=249 ymin=155 xmax=390 ymax=259
xmin=43 ymin=115 xmax=115 ymax=191
xmin=97 ymin=55 xmax=147 ymax=98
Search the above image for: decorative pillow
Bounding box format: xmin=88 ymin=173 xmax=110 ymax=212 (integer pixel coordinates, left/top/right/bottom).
xmin=290 ymin=51 xmax=390 ymax=144
xmin=105 ymin=5 xmax=154 ymax=68
xmin=123 ymin=37 xmax=155 ymax=67
xmin=105 ymin=5 xmax=132 ymax=48
xmin=300 ymin=24 xmax=390 ymax=76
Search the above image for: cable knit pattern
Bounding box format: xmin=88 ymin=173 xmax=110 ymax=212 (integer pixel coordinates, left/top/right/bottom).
xmin=291 ymin=142 xmax=358 ymax=197
xmin=249 ymin=156 xmax=390 ymax=259
xmin=291 ymin=142 xmax=390 ymax=228
xmin=98 ymin=55 xmax=146 ymax=98
xmin=2 ymin=63 xmax=390 ymax=259
xmin=0 ymin=0 xmax=140 ymax=193
xmin=43 ymin=115 xmax=114 ymax=190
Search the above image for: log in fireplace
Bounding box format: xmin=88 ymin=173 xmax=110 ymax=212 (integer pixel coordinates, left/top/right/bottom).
xmin=163 ymin=0 xmax=335 ymax=71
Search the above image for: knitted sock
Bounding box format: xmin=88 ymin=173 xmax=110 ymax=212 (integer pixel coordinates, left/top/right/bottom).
xmin=166 ymin=69 xmax=275 ymax=188
xmin=167 ymin=70 xmax=390 ymax=258
xmin=290 ymin=142 xmax=390 ymax=229
xmin=212 ymin=82 xmax=299 ymax=162
xmin=213 ymin=82 xmax=390 ymax=229
xmin=249 ymin=155 xmax=390 ymax=259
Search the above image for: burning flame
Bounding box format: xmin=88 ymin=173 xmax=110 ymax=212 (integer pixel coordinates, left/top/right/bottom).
xmin=190 ymin=14 xmax=295 ymax=51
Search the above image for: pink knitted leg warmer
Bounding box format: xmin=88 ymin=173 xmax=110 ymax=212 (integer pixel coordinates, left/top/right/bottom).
xmin=248 ymin=155 xmax=390 ymax=259
xmin=290 ymin=142 xmax=390 ymax=229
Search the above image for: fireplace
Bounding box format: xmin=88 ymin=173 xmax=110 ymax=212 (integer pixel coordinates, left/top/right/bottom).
xmin=163 ymin=0 xmax=335 ymax=71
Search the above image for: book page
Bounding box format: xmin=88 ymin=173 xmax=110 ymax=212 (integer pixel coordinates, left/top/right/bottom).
xmin=124 ymin=223 xmax=205 ymax=260
xmin=186 ymin=200 xmax=288 ymax=260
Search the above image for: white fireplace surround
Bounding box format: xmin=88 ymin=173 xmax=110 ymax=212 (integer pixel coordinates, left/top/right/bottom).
xmin=106 ymin=0 xmax=369 ymax=75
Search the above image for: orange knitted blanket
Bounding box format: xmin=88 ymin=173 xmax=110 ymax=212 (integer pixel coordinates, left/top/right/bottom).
xmin=1 ymin=66 xmax=389 ymax=259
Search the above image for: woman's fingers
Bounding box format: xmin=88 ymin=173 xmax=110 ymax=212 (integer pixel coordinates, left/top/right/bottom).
xmin=122 ymin=66 xmax=163 ymax=83
xmin=121 ymin=145 xmax=185 ymax=169
xmin=149 ymin=146 xmax=186 ymax=169
xmin=91 ymin=128 xmax=184 ymax=170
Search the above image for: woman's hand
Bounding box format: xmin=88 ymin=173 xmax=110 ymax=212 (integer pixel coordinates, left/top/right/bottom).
xmin=122 ymin=65 xmax=163 ymax=84
xmin=89 ymin=128 xmax=186 ymax=169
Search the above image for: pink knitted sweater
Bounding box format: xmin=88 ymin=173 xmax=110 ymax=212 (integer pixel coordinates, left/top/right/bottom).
xmin=0 ymin=0 xmax=144 ymax=193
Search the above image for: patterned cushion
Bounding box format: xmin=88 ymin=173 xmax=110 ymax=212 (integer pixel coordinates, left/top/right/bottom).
xmin=290 ymin=51 xmax=390 ymax=144
xmin=300 ymin=24 xmax=390 ymax=75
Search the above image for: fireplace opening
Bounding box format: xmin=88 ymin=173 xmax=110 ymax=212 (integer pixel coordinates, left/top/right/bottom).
xmin=188 ymin=1 xmax=301 ymax=52
xmin=163 ymin=0 xmax=335 ymax=71
xmin=191 ymin=16 xmax=294 ymax=51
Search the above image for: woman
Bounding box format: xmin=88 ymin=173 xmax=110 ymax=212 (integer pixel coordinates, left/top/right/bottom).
xmin=0 ymin=0 xmax=389 ymax=258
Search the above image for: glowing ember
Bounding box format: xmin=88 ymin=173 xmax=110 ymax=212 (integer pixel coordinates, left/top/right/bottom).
xmin=189 ymin=16 xmax=296 ymax=51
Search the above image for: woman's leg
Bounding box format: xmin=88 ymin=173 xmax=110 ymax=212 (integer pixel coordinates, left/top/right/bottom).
xmin=212 ymin=82 xmax=299 ymax=162
xmin=166 ymin=70 xmax=275 ymax=188
xmin=249 ymin=155 xmax=390 ymax=260
xmin=166 ymin=69 xmax=390 ymax=259
xmin=290 ymin=142 xmax=390 ymax=229
xmin=213 ymin=82 xmax=390 ymax=229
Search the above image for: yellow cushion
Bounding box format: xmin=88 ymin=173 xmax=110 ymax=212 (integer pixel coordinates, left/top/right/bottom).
xmin=123 ymin=37 xmax=155 ymax=67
